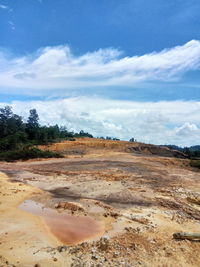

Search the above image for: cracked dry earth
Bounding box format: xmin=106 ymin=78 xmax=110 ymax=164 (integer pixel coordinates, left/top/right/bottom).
xmin=0 ymin=141 xmax=200 ymax=266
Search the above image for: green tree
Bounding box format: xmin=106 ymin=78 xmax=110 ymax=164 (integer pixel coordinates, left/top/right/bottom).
xmin=0 ymin=106 xmax=13 ymax=138
xmin=27 ymin=109 xmax=39 ymax=128
xmin=0 ymin=106 xmax=24 ymax=138
xmin=26 ymin=109 xmax=40 ymax=140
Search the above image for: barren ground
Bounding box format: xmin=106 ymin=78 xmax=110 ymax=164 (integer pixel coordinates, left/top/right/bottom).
xmin=0 ymin=138 xmax=200 ymax=267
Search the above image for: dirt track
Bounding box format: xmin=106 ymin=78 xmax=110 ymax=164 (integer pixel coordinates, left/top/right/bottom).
xmin=0 ymin=139 xmax=200 ymax=266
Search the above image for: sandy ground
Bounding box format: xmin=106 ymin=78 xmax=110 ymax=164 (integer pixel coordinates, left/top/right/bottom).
xmin=0 ymin=139 xmax=200 ymax=266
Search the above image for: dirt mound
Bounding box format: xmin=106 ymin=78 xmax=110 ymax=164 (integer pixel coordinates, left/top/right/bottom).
xmin=38 ymin=138 xmax=129 ymax=154
xmin=126 ymin=143 xmax=187 ymax=158
xmin=39 ymin=138 xmax=187 ymax=159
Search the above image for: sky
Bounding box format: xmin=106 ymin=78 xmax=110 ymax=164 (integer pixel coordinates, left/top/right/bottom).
xmin=0 ymin=0 xmax=200 ymax=146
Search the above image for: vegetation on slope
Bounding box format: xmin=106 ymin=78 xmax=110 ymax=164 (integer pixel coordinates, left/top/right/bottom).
xmin=162 ymin=144 xmax=200 ymax=159
xmin=0 ymin=147 xmax=64 ymax=162
xmin=190 ymin=160 xmax=200 ymax=169
xmin=0 ymin=106 xmax=93 ymax=161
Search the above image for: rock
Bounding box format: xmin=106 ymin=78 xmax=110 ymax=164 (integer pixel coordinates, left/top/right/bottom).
xmin=130 ymin=216 xmax=149 ymax=225
xmin=57 ymin=245 xmax=68 ymax=252
xmin=54 ymin=201 xmax=84 ymax=211
xmin=91 ymin=248 xmax=96 ymax=254
xmin=80 ymin=242 xmax=88 ymax=248
xmin=186 ymin=193 xmax=200 ymax=205
xmin=91 ymin=255 xmax=99 ymax=260
xmin=54 ymin=203 xmax=59 ymax=208
xmin=110 ymin=212 xmax=119 ymax=218
xmin=173 ymin=232 xmax=200 ymax=240
xmin=70 ymin=247 xmax=81 ymax=254
xmin=99 ymin=236 xmax=109 ymax=251
xmin=113 ymin=252 xmax=120 ymax=258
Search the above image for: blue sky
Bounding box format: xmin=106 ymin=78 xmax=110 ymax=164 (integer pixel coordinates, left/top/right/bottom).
xmin=1 ymin=0 xmax=200 ymax=55
xmin=0 ymin=0 xmax=200 ymax=145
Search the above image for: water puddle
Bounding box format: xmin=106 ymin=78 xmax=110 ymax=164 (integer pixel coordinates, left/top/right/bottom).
xmin=19 ymin=200 xmax=104 ymax=245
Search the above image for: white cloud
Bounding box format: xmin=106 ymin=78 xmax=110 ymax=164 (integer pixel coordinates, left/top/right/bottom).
xmin=0 ymin=3 xmax=12 ymax=12
xmin=0 ymin=40 xmax=200 ymax=93
xmin=175 ymin=123 xmax=199 ymax=136
xmin=0 ymin=4 xmax=8 ymax=9
xmin=0 ymin=97 xmax=200 ymax=146
xmin=8 ymin=21 xmax=15 ymax=30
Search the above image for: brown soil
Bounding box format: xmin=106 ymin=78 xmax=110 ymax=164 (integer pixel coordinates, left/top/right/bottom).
xmin=0 ymin=138 xmax=199 ymax=267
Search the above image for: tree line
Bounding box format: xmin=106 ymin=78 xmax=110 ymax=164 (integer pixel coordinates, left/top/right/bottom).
xmin=0 ymin=106 xmax=93 ymax=161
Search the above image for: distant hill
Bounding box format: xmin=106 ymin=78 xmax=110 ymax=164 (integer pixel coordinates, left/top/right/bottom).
xmin=161 ymin=144 xmax=200 ymax=159
xmin=160 ymin=145 xmax=183 ymax=151
xmin=189 ymin=145 xmax=200 ymax=151
xmin=161 ymin=144 xmax=200 ymax=151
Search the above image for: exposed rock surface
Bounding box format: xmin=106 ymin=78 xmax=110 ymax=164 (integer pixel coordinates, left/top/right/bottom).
xmin=0 ymin=139 xmax=199 ymax=266
xmin=126 ymin=143 xmax=187 ymax=158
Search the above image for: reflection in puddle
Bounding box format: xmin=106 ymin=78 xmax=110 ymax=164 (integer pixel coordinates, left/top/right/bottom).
xmin=19 ymin=200 xmax=104 ymax=245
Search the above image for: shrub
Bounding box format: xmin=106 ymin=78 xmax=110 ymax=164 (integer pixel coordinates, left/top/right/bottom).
xmin=190 ymin=160 xmax=200 ymax=169
xmin=0 ymin=147 xmax=64 ymax=162
xmin=66 ymin=137 xmax=76 ymax=141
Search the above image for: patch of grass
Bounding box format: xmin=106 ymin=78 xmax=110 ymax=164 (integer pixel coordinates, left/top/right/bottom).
xmin=0 ymin=147 xmax=64 ymax=162
xmin=190 ymin=160 xmax=200 ymax=169
xmin=65 ymin=137 xmax=76 ymax=141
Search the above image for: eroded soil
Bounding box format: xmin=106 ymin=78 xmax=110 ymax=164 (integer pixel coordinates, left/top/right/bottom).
xmin=0 ymin=139 xmax=200 ymax=266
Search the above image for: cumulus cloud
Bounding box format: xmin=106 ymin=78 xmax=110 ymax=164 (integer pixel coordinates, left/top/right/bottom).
xmin=0 ymin=97 xmax=200 ymax=146
xmin=0 ymin=40 xmax=200 ymax=93
xmin=175 ymin=123 xmax=199 ymax=136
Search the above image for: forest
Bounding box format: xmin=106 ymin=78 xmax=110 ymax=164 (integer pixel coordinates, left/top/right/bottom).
xmin=0 ymin=106 xmax=92 ymax=161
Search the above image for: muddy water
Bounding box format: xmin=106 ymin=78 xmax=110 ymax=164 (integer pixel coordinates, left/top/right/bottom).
xmin=19 ymin=200 xmax=104 ymax=245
